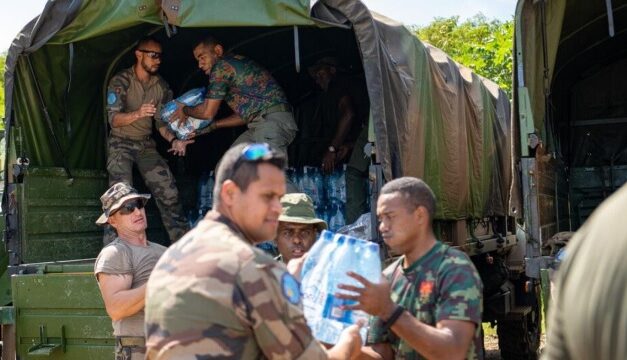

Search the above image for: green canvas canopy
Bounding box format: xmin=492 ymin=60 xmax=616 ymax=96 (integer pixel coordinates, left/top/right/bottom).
xmin=4 ymin=0 xmax=514 ymax=220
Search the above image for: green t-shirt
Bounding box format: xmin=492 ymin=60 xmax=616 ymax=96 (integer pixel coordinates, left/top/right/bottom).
xmin=367 ymin=241 xmax=483 ymax=359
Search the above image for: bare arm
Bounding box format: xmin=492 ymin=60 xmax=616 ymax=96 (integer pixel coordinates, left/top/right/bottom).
xmin=339 ymin=272 xmax=477 ymax=360
xmin=97 ymin=273 xmax=146 ymax=321
xmin=157 ymin=126 xmax=177 ymax=144
xmin=174 ymin=98 xmax=221 ymax=123
xmin=386 ymin=315 xmax=475 ymax=360
xmin=111 ymin=103 xmax=157 ymax=128
xmin=330 ymin=95 xmax=356 ymax=149
xmin=356 ymin=343 xmax=394 ymax=360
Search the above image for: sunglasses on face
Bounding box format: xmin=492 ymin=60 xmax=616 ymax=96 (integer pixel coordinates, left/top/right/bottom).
xmin=137 ymin=49 xmax=162 ymax=59
xmin=115 ymin=199 xmax=145 ymax=216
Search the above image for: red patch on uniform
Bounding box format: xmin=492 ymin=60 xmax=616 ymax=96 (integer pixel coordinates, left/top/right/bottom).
xmin=420 ymin=281 xmax=434 ymax=300
xmin=114 ymin=87 xmax=122 ymax=94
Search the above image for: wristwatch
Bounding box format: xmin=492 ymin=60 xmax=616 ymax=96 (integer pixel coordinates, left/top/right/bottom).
xmin=328 ymin=145 xmax=336 ymax=153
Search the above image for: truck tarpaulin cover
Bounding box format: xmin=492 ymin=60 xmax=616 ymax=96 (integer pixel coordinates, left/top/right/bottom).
xmin=5 ymin=0 xmax=514 ymax=220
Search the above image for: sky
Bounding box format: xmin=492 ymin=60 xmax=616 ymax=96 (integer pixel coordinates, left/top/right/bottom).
xmin=2 ymin=0 xmax=517 ymax=53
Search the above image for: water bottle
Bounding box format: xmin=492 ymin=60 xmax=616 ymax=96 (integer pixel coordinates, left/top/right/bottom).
xmin=329 ymin=201 xmax=346 ymax=232
xmin=338 ymin=164 xmax=347 ymax=203
xmin=311 ymin=167 xmax=325 ymax=207
xmin=301 ymin=231 xmax=339 ymax=325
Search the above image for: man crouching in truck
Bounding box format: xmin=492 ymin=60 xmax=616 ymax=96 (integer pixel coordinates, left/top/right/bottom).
xmin=94 ymin=182 xmax=167 ymax=360
xmin=170 ymin=36 xmax=298 ymax=158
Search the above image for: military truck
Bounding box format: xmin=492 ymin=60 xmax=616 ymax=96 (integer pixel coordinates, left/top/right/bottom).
xmin=0 ymin=0 xmax=553 ymax=358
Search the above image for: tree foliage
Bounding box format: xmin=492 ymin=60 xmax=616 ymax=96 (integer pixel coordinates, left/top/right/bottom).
xmin=415 ymin=14 xmax=513 ymax=97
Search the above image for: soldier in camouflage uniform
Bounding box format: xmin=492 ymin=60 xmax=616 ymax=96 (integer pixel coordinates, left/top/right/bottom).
xmin=144 ymin=143 xmax=362 ymax=360
xmin=170 ymin=36 xmax=297 ymax=159
xmin=106 ymin=36 xmax=190 ymax=244
xmin=94 ymin=183 xmax=167 ymax=360
xmin=336 ymin=177 xmax=484 ymax=359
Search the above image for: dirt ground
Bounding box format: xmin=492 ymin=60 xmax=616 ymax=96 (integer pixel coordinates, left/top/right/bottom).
xmin=484 ymin=332 xmax=546 ymax=359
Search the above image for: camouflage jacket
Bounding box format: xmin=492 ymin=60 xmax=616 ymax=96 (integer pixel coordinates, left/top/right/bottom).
xmin=367 ymin=241 xmax=484 ymax=360
xmin=206 ymin=54 xmax=289 ymax=124
xmin=144 ymin=211 xmax=327 ymax=359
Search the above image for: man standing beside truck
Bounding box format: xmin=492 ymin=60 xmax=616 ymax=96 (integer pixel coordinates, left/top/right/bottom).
xmin=171 ymin=36 xmax=298 ymax=158
xmin=106 ymin=36 xmax=189 ymax=244
xmin=307 ymin=57 xmax=370 ymax=224
xmin=337 ymin=177 xmax=484 ymax=359
xmin=94 ymin=182 xmax=167 ymax=360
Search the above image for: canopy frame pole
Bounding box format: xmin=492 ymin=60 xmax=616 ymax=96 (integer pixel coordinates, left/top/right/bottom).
xmin=606 ymin=0 xmax=615 ymax=37
xmin=293 ymin=26 xmax=301 ymax=73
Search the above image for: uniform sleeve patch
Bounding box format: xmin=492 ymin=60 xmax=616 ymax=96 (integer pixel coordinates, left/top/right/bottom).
xmin=281 ymin=272 xmax=301 ymax=305
xmin=107 ymin=91 xmax=117 ymax=105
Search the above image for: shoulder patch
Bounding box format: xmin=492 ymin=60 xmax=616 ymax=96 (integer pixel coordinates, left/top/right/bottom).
xmin=107 ymin=91 xmax=117 ymax=105
xmin=281 ymin=272 xmax=301 ymax=305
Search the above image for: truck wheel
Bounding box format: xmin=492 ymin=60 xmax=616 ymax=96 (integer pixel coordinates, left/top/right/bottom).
xmin=497 ymin=300 xmax=541 ymax=360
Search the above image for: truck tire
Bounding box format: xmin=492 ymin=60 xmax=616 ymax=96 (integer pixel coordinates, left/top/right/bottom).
xmin=497 ymin=299 xmax=541 ymax=360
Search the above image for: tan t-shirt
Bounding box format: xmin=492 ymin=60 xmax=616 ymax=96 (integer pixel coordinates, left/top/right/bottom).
xmin=106 ymin=67 xmax=172 ymax=138
xmin=95 ymin=238 xmax=167 ymax=336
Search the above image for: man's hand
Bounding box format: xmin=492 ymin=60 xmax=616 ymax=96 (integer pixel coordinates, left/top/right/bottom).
xmin=327 ymin=320 xmax=365 ymax=360
xmin=135 ymin=103 xmax=157 ymax=119
xmin=286 ymin=253 xmax=308 ymax=280
xmin=171 ymin=101 xmax=188 ymax=127
xmin=167 ymin=139 xmax=195 ymax=156
xmin=337 ymin=143 xmax=354 ymax=163
xmin=322 ymin=150 xmax=337 ymax=174
xmin=336 ymin=272 xmax=397 ymax=319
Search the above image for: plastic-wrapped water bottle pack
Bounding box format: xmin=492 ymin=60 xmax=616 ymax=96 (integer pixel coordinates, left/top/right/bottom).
xmin=300 ymin=230 xmax=382 ymax=344
xmin=160 ymin=87 xmax=213 ymax=140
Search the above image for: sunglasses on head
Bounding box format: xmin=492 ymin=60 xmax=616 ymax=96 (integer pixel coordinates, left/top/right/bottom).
xmin=137 ymin=49 xmax=162 ymax=59
xmin=230 ymin=143 xmax=279 ymax=176
xmin=115 ymin=199 xmax=145 ymax=216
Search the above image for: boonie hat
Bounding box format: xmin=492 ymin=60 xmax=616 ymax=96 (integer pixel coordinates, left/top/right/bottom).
xmin=279 ymin=193 xmax=327 ymax=230
xmin=308 ymin=56 xmax=340 ymax=77
xmin=95 ymin=182 xmax=151 ymax=225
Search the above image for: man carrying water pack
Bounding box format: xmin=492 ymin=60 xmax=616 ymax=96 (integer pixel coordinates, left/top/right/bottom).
xmin=144 ymin=143 xmax=362 ymax=359
xmin=337 ymin=177 xmax=484 ymax=359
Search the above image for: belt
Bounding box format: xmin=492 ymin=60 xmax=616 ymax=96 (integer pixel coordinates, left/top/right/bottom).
xmin=116 ymin=336 xmax=145 ymax=347
xmin=110 ymin=133 xmax=152 ymax=141
xmin=261 ymin=103 xmax=292 ymax=116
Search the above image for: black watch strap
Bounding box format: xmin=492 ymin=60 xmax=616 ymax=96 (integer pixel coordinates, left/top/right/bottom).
xmin=381 ymin=305 xmax=404 ymax=330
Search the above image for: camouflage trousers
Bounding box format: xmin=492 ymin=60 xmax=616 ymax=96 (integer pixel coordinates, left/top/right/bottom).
xmin=106 ymin=135 xmax=188 ymax=243
xmin=232 ymin=110 xmax=298 ymax=161
xmin=115 ymin=337 xmax=145 ymax=360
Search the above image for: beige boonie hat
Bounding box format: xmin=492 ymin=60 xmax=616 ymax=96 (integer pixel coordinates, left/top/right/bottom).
xmin=95 ymin=182 xmax=150 ymax=225
xmin=279 ymin=193 xmax=327 ymax=230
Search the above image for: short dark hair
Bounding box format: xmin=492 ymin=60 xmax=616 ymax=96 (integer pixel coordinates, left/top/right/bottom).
xmin=213 ymin=143 xmax=286 ymax=207
xmin=380 ymin=177 xmax=436 ymax=220
xmin=136 ymin=36 xmax=160 ymax=50
xmin=194 ymin=35 xmax=221 ymax=50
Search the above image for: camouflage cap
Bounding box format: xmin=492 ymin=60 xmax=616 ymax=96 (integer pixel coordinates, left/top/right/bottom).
xmin=279 ymin=193 xmax=327 ymax=230
xmin=95 ymin=182 xmax=151 ymax=225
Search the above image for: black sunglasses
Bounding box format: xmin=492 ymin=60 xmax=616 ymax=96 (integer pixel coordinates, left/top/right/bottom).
xmin=137 ymin=49 xmax=162 ymax=59
xmin=115 ymin=199 xmax=145 ymax=216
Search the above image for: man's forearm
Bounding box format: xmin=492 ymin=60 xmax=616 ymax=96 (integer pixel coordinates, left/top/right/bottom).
xmin=106 ymin=284 xmax=146 ymax=321
xmin=111 ymin=111 xmax=141 ymax=128
xmin=387 ymin=313 xmax=472 ymax=360
xmin=157 ymin=127 xmax=176 ymax=144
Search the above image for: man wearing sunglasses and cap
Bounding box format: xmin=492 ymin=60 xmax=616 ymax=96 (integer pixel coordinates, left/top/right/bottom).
xmin=105 ymin=35 xmax=190 ymax=245
xmin=94 ymin=182 xmax=167 ymax=360
xmin=145 ymin=143 xmax=363 ymax=360
xmin=275 ymin=193 xmax=327 ymax=263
